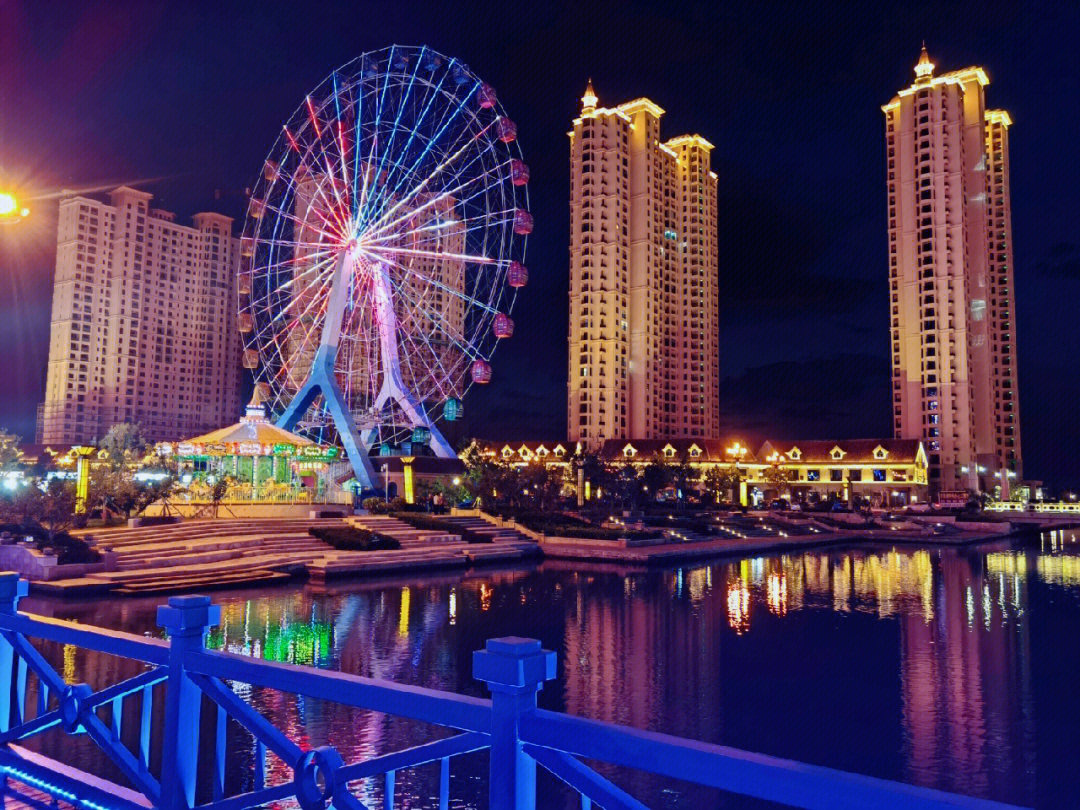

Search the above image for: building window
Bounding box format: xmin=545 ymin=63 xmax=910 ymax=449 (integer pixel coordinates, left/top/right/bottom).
xmin=829 ymin=469 xmax=844 ymax=482
xmin=806 ymin=469 xmax=820 ymax=482
xmin=873 ymin=469 xmax=887 ymax=482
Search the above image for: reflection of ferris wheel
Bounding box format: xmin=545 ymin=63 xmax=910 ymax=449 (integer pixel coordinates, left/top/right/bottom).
xmin=239 ymin=45 xmax=530 ymax=488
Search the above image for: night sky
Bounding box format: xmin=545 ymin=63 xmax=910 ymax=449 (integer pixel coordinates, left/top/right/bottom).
xmin=1 ymin=1 xmax=1077 ymax=490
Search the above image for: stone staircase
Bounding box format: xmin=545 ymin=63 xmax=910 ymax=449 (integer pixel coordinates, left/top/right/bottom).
xmin=67 ymin=518 xmax=347 ymax=595
xmin=309 ymin=513 xmax=540 ymax=579
xmin=345 ymin=515 xmax=461 ymax=545
xmin=664 ymin=528 xmax=713 ymax=544
xmin=49 ymin=513 xmax=540 ymax=595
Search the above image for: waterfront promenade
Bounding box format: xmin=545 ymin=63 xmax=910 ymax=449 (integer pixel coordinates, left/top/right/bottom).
xmin=15 ymin=508 xmax=1074 ymax=598
xmin=0 ymin=573 xmax=1029 ymax=809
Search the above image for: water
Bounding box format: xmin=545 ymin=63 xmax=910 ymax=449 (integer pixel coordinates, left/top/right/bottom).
xmin=17 ymin=528 xmax=1080 ymax=809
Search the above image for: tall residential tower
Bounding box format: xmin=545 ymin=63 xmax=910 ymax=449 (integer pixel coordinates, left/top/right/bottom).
xmin=883 ymin=48 xmax=1020 ymax=493
xmin=568 ymin=81 xmax=719 ymax=447
xmin=39 ymin=187 xmax=242 ymax=445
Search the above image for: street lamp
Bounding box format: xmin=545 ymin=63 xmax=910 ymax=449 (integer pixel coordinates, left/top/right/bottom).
xmin=381 ymin=463 xmax=389 ymax=503
xmin=0 ymin=191 xmax=30 ymax=226
xmin=726 ymin=441 xmax=748 ymax=506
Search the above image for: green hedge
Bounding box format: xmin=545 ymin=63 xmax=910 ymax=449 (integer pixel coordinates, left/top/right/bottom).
xmin=308 ymin=526 xmax=401 ymax=551
xmin=486 ymin=509 xmax=661 ymax=541
xmin=391 ymin=512 xmax=493 ymax=543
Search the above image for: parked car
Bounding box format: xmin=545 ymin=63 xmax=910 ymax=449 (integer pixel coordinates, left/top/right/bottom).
xmin=769 ymin=499 xmax=789 ymax=511
xmin=830 ymin=502 xmax=851 ymax=513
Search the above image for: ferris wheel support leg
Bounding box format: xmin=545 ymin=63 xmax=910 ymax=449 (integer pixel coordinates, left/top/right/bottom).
xmin=370 ymin=261 xmax=458 ymax=459
xmin=317 ymin=373 xmax=379 ymax=491
xmin=276 ymin=366 xmax=378 ymax=491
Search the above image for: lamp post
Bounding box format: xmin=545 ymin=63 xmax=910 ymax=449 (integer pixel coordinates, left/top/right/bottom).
xmin=72 ymin=446 xmax=96 ymax=514
xmin=726 ymin=441 xmax=748 ymax=507
xmin=381 ymin=463 xmax=389 ymax=504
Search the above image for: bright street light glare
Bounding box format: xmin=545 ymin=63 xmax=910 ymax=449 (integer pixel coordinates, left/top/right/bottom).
xmin=0 ymin=191 xmax=29 ymax=225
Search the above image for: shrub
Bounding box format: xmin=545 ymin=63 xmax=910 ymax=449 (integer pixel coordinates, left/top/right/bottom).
xmin=362 ymin=496 xmax=410 ymax=515
xmin=308 ymin=526 xmax=401 ymax=551
xmin=485 ymin=508 xmax=660 ymax=541
xmin=0 ymin=523 xmax=101 ymax=565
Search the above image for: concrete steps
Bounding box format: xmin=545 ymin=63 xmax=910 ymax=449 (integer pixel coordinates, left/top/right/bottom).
xmin=443 ymin=517 xmax=535 ymax=544
xmin=114 ymin=570 xmax=292 ymax=596
xmin=82 ymin=518 xmax=345 ymax=549
xmin=346 ymin=515 xmax=460 ymax=545
xmin=46 ymin=512 xmax=539 ymax=595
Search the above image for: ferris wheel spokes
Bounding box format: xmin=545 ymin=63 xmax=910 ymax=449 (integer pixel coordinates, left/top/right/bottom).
xmin=242 ymin=46 xmax=529 ymax=484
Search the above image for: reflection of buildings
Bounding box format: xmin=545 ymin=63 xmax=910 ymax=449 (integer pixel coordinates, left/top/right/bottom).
xmin=41 ymin=187 xmax=242 ymax=443
xmin=897 ymin=551 xmax=1034 ymax=801
xmin=560 ymin=569 xmax=724 ymax=749
xmin=883 ymin=48 xmax=1021 ymax=492
xmin=567 ymin=82 xmax=719 ymax=446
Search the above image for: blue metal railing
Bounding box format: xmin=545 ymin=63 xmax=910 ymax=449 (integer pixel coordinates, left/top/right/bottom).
xmin=0 ymin=573 xmax=1028 ymax=810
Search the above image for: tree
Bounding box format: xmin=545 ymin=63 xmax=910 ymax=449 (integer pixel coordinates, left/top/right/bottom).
xmin=578 ymin=451 xmax=615 ymax=508
xmin=87 ymin=466 xmax=140 ymax=521
xmin=10 ymin=480 xmax=77 ymax=541
xmin=641 ymin=459 xmax=673 ymax=502
xmin=703 ymin=464 xmax=741 ymax=505
xmin=99 ymin=423 xmax=148 ymax=470
xmin=209 ymin=476 xmax=235 ymax=518
xmin=761 ymin=465 xmax=791 ymax=494
xmin=461 ymin=445 xmax=513 ymax=509
xmin=0 ymin=429 xmax=22 ymax=471
xmin=670 ymin=452 xmax=698 ymax=507
xmin=609 ymin=464 xmax=642 ymax=510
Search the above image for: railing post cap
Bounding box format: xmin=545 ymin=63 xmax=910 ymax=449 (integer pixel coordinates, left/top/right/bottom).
xmin=473 ymin=636 xmax=556 ymax=691
xmin=0 ymin=573 xmax=28 ymax=607
xmin=157 ymin=594 xmax=221 ymax=635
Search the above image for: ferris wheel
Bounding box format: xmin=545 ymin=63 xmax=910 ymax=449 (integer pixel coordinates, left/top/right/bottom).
xmin=238 ymin=45 xmax=531 ymax=488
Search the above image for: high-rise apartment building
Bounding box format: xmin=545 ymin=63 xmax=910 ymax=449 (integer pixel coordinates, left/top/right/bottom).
xmin=568 ymin=81 xmax=719 ymax=447
xmin=39 ymin=187 xmax=242 ymax=445
xmin=883 ymin=48 xmax=1021 ymax=493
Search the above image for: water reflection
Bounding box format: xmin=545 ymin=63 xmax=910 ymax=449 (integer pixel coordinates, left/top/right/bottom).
xmin=17 ymin=530 xmax=1080 ymax=808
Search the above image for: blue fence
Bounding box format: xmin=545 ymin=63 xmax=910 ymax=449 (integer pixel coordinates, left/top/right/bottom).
xmin=0 ymin=573 xmax=1027 ymax=810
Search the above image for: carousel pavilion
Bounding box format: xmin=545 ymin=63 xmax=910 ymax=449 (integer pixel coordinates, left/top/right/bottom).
xmin=157 ymin=392 xmax=340 ymax=500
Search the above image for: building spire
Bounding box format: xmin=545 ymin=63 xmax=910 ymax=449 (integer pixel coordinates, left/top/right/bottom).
xmin=581 ymin=78 xmax=597 ymax=113
xmin=915 ymin=42 xmax=935 ymax=82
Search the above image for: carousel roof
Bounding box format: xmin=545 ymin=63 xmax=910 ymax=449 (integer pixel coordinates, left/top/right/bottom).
xmin=181 ymin=392 xmax=315 ymax=449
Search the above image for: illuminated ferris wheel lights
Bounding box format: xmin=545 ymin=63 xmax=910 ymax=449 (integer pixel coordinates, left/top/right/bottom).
xmin=239 ymin=45 xmax=528 ymax=470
